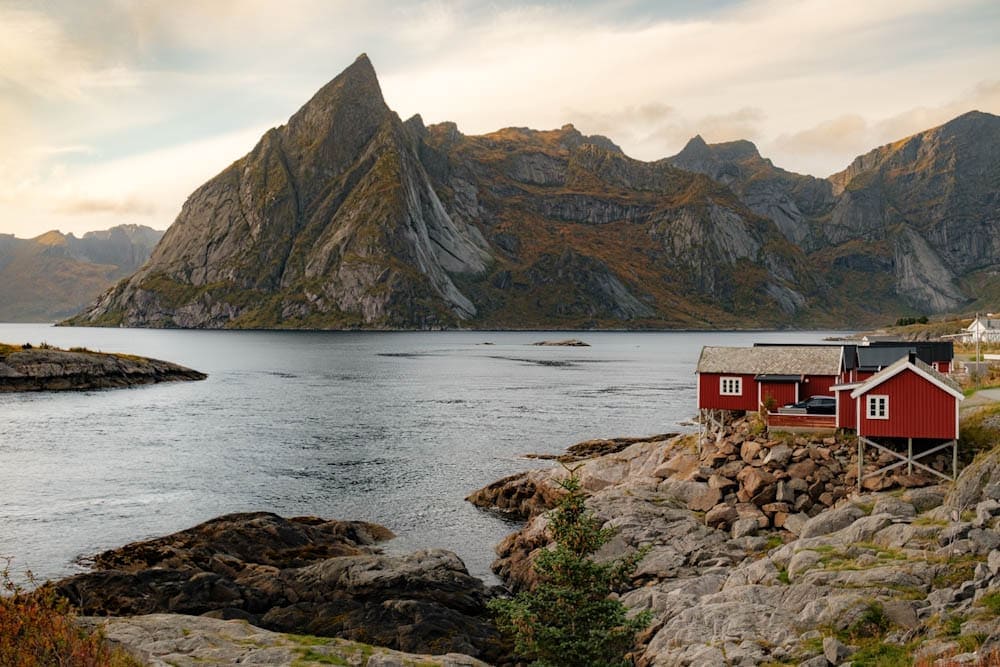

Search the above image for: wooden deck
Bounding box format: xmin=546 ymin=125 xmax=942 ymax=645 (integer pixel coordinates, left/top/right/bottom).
xmin=766 ymin=412 xmax=836 ymax=430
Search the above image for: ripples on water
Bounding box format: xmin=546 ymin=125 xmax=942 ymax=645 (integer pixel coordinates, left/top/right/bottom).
xmin=0 ymin=325 xmax=846 ymax=583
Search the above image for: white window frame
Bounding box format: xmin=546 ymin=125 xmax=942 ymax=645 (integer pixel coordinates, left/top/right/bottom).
xmin=866 ymin=394 xmax=889 ymax=420
xmin=720 ymin=376 xmax=742 ymax=396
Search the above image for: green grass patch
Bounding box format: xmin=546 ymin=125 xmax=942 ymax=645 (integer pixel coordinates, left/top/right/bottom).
xmin=777 ymin=567 xmax=790 ymax=585
xmin=977 ymin=591 xmax=1000 ymax=616
xmin=849 ymin=642 xmax=911 ymax=667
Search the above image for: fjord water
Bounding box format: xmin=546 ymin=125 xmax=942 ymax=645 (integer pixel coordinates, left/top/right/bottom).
xmin=0 ymin=325 xmax=845 ymax=583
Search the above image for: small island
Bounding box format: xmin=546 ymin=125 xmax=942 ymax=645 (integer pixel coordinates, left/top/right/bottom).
xmin=531 ymin=339 xmax=590 ymax=347
xmin=0 ymin=342 xmax=207 ymax=392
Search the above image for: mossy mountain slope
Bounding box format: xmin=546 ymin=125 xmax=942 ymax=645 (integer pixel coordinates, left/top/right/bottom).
xmin=69 ymin=55 xmax=490 ymax=329
xmin=670 ymin=111 xmax=1000 ymax=317
xmin=0 ymin=225 xmax=162 ymax=322
xmin=67 ymin=55 xmax=998 ymax=330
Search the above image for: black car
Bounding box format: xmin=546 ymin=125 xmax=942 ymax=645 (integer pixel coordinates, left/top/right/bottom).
xmin=783 ymin=396 xmax=836 ymax=415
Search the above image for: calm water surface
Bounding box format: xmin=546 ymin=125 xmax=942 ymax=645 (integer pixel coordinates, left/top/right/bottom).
xmin=0 ymin=325 xmax=847 ymax=583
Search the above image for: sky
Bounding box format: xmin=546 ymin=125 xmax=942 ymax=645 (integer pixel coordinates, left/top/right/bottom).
xmin=1 ymin=0 xmax=998 ymax=239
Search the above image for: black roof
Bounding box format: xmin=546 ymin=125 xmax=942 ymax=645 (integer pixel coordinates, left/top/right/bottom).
xmin=855 ymin=341 xmax=954 ymax=370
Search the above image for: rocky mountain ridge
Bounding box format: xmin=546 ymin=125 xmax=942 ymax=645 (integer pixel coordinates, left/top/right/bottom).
xmin=0 ymin=224 xmax=163 ymax=322
xmin=66 ymin=54 xmax=999 ymax=330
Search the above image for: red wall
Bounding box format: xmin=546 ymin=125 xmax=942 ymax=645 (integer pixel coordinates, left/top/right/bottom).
xmin=802 ymin=375 xmax=836 ymax=398
xmin=836 ymin=390 xmax=857 ymax=430
xmin=759 ymin=382 xmax=797 ymax=409
xmin=934 ymin=361 xmax=951 ymax=374
xmin=857 ymin=369 xmax=958 ymax=440
xmin=698 ymin=373 xmax=758 ymax=411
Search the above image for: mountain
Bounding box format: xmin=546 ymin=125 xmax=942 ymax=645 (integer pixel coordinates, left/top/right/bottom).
xmin=66 ymin=55 xmax=999 ymax=330
xmin=69 ymin=55 xmax=837 ymax=330
xmin=0 ymin=225 xmax=163 ymax=322
xmin=668 ymin=111 xmax=1000 ymax=316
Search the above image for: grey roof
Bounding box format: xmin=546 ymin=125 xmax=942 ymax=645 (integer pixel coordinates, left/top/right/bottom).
xmin=697 ymin=346 xmax=843 ymax=376
xmin=857 ymin=346 xmax=915 ymax=370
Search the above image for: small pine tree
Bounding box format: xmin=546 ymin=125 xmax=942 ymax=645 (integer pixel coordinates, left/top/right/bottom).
xmin=489 ymin=469 xmax=651 ymax=667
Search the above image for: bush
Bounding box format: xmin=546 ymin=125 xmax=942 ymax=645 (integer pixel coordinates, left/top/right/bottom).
xmin=489 ymin=470 xmax=651 ymax=667
xmin=0 ymin=561 xmax=141 ymax=666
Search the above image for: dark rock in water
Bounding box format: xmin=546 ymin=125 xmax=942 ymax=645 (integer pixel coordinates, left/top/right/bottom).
xmin=531 ymin=339 xmax=590 ymax=346
xmin=52 ymin=512 xmax=503 ymax=662
xmin=0 ymin=344 xmax=206 ymax=391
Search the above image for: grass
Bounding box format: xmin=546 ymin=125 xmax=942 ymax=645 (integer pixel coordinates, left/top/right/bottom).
xmin=0 ymin=561 xmax=142 ymax=667
xmin=849 ymin=642 xmax=911 ymax=667
xmin=976 ymin=591 xmax=1000 ymax=616
xmin=959 ymin=404 xmax=1000 ymax=458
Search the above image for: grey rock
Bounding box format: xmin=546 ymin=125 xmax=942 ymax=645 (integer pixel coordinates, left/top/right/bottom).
xmin=732 ymin=518 xmax=759 ymax=539
xmin=800 ymin=505 xmax=864 ymax=538
xmin=872 ymin=496 xmax=916 ymax=519
xmin=764 ymin=444 xmax=793 ymax=466
xmin=783 ymin=512 xmax=810 ymax=536
xmin=823 ymin=636 xmax=852 ymax=664
xmin=967 ymin=527 xmax=1000 ymax=554
xmin=903 ymin=487 xmax=946 ymax=513
xmin=798 ymin=656 xmax=830 ymax=667
xmin=989 ymin=549 xmax=1000 ymax=575
xmin=939 ymin=522 xmax=974 ymax=546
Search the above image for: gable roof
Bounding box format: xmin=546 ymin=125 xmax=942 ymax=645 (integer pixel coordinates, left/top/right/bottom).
xmin=697 ymin=345 xmax=843 ymax=376
xmin=849 ymin=356 xmax=964 ymax=400
xmin=967 ymin=317 xmax=1000 ymax=331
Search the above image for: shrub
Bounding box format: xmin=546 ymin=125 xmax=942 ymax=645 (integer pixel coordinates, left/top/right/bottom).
xmin=0 ymin=561 xmax=141 ymax=666
xmin=489 ymin=469 xmax=651 ymax=667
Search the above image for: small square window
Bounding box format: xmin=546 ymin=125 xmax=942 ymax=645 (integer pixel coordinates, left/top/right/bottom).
xmin=720 ymin=376 xmax=742 ymax=396
xmin=867 ymin=395 xmax=888 ymax=420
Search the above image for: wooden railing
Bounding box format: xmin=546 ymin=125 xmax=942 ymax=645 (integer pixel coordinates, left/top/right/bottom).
xmin=766 ymin=412 xmax=836 ymax=429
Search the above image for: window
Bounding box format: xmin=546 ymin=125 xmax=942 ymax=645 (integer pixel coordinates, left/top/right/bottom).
xmin=867 ymin=395 xmax=888 ymax=420
xmin=720 ymin=376 xmax=742 ymax=396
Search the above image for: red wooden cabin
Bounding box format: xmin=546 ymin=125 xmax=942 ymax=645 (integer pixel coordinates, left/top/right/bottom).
xmin=696 ymin=346 xmax=845 ymax=413
xmin=848 ymin=355 xmax=963 ymax=441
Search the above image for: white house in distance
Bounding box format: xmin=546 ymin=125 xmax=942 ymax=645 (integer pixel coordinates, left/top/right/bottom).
xmin=962 ymin=315 xmax=1000 ymax=343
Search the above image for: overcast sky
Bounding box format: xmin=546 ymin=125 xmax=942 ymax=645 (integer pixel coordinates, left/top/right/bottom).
xmin=2 ymin=0 xmax=998 ymax=239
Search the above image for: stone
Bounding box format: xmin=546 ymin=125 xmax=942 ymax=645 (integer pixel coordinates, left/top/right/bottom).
xmin=788 ymin=460 xmax=817 ymax=480
xmin=741 ymin=440 xmax=763 ymax=463
xmin=762 ymin=502 xmax=791 ymax=515
xmin=658 ymin=452 xmax=701 ymax=480
xmin=799 ymin=505 xmax=865 ymax=538
xmin=53 ymin=513 xmax=500 ymax=662
xmin=797 ymin=655 xmax=829 ymax=667
xmin=764 ymin=443 xmax=793 ymax=466
xmin=80 ymin=614 xmax=489 ymax=667
xmin=903 ymin=487 xmax=946 ymax=512
xmin=975 ymin=499 xmax=1000 ymax=526
xmin=708 ymin=474 xmax=738 ymax=490
xmin=823 ymin=636 xmax=852 ymax=664
xmin=989 ymin=549 xmax=1000 ymax=576
xmin=732 ymin=518 xmax=759 ymax=539
xmin=788 ymin=550 xmax=821 ymax=579
xmin=938 ymin=522 xmax=973 ymax=546
xmin=872 ymin=496 xmax=916 ymax=519
xmin=967 ymin=527 xmax=1000 ymax=554
xmin=705 ymin=503 xmax=739 ymax=528
xmin=738 ymin=467 xmax=775 ymax=497
xmin=782 ymin=513 xmax=810 ymax=536
xmin=776 ymin=480 xmax=795 ymax=503
xmin=688 ymin=487 xmax=723 ymax=512
xmin=0 ymin=346 xmax=207 ymax=392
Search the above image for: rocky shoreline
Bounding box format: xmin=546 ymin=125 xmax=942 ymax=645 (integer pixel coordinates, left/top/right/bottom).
xmin=0 ymin=343 xmax=206 ymax=391
xmin=41 ymin=418 xmax=1000 ymax=666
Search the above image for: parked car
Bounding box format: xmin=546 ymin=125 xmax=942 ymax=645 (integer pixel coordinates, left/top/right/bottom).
xmin=782 ymin=396 xmax=836 ymax=415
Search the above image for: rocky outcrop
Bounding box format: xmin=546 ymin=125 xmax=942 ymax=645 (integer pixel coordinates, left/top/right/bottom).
xmin=0 ymin=344 xmax=206 ymax=391
xmin=53 ymin=512 xmax=503 ymax=663
xmin=474 ymin=430 xmax=1000 ymax=665
xmin=81 ymin=614 xmax=488 ymax=667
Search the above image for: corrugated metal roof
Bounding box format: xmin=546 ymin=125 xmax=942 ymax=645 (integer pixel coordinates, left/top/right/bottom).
xmin=697 ymin=346 xmax=843 ymax=375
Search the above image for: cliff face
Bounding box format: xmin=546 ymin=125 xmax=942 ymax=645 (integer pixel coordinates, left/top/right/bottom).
xmin=670 ymin=112 xmax=1000 ymax=316
xmin=67 ymin=54 xmax=999 ymax=329
xmin=0 ymin=225 xmax=162 ymax=322
xmin=70 ymin=55 xmax=490 ymax=329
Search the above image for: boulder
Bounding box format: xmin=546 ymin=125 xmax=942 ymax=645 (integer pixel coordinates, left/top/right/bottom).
xmin=799 ymin=505 xmax=864 ymax=538
xmin=54 ymin=513 xmax=501 ymax=662
xmin=823 ymin=636 xmax=852 ymax=664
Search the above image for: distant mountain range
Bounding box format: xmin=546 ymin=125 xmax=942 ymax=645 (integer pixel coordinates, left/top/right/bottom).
xmin=66 ymin=54 xmax=1000 ymax=330
xmin=1 ymin=225 xmax=162 ymax=322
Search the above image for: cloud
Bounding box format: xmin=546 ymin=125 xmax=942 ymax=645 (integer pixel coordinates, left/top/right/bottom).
xmin=53 ymin=197 xmax=158 ymax=217
xmin=770 ymin=79 xmax=1000 ymax=175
